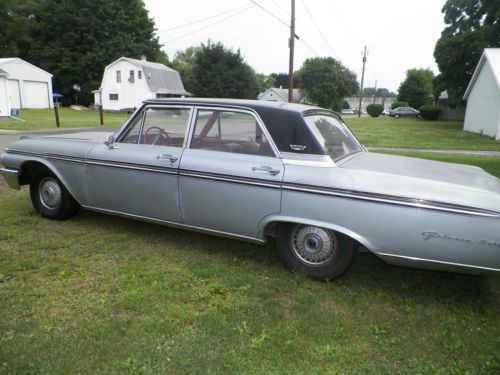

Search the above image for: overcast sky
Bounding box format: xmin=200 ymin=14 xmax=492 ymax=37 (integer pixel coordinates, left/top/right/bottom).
xmin=144 ymin=0 xmax=447 ymax=92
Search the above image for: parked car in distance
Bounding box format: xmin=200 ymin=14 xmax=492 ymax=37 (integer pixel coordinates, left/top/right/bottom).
xmin=341 ymin=108 xmax=354 ymax=115
xmin=1 ymin=98 xmax=499 ymax=280
xmin=389 ymin=107 xmax=420 ymax=118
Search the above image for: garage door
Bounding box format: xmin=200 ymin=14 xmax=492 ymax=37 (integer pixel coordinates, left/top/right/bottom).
xmin=7 ymin=79 xmax=21 ymax=108
xmin=24 ymin=80 xmax=49 ymax=108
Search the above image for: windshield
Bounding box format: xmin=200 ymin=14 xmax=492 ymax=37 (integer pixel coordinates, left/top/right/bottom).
xmin=303 ymin=114 xmax=363 ymax=160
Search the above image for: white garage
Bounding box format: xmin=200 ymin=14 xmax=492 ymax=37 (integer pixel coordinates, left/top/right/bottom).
xmin=463 ymin=48 xmax=500 ymax=140
xmin=0 ymin=58 xmax=53 ymax=117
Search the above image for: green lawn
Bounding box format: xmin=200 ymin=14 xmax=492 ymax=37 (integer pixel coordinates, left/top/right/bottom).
xmin=344 ymin=116 xmax=500 ymax=151
xmin=0 ymin=108 xmax=129 ymax=131
xmin=0 ymin=154 xmax=499 ymax=374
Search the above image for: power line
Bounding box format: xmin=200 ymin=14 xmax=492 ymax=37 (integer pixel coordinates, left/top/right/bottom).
xmin=157 ymin=2 xmax=261 ymax=34
xmin=302 ymin=0 xmax=337 ymax=58
xmin=249 ymin=0 xmax=291 ymax=29
xmin=164 ymin=4 xmax=255 ymax=44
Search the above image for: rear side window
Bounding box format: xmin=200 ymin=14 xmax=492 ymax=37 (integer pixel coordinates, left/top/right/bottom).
xmin=190 ymin=110 xmax=274 ymax=156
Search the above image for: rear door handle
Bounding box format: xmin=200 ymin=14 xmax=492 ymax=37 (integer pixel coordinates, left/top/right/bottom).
xmin=156 ymin=154 xmax=178 ymax=163
xmin=252 ymin=165 xmax=281 ymax=176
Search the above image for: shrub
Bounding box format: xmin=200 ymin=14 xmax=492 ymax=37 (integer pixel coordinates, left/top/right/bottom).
xmin=391 ymin=101 xmax=409 ymax=109
xmin=366 ymin=104 xmax=384 ymax=117
xmin=419 ymin=106 xmax=441 ymax=121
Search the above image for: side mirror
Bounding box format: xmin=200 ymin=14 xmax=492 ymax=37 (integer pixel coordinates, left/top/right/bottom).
xmin=104 ymin=134 xmax=117 ymax=149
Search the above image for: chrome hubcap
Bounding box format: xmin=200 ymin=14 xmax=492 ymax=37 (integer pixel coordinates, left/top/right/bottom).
xmin=39 ymin=177 xmax=62 ymax=210
xmin=291 ymin=225 xmax=336 ymax=265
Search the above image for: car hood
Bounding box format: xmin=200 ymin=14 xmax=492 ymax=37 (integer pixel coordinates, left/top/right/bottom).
xmin=337 ymin=152 xmax=500 ymax=212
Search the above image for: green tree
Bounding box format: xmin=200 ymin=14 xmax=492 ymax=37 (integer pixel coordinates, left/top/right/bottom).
xmin=298 ymin=57 xmax=358 ymax=110
xmin=191 ymin=41 xmax=258 ymax=98
xmin=0 ymin=0 xmax=164 ymax=104
xmin=170 ymin=46 xmax=200 ymax=94
xmin=434 ymin=0 xmax=500 ymax=102
xmin=397 ymin=68 xmax=434 ymax=108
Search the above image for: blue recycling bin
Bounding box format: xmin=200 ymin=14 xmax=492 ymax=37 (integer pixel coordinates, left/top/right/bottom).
xmin=10 ymin=108 xmax=20 ymax=117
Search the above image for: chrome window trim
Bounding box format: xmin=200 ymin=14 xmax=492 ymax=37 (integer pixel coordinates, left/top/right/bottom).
xmin=116 ymin=104 xmax=194 ymax=147
xmin=187 ymin=105 xmax=282 ymax=159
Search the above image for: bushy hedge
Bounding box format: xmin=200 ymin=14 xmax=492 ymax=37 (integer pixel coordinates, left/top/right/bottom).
xmin=391 ymin=101 xmax=409 ymax=109
xmin=418 ymin=106 xmax=441 ymax=121
xmin=366 ymin=104 xmax=384 ymax=117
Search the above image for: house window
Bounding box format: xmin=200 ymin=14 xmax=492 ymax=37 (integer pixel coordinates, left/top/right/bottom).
xmin=129 ymin=70 xmax=135 ymax=83
xmin=116 ymin=70 xmax=121 ymax=83
xmin=109 ymin=93 xmax=118 ymax=100
xmin=138 ymin=71 xmax=142 ymax=79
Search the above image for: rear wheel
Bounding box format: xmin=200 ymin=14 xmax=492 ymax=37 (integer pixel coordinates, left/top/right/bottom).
xmin=276 ymin=224 xmax=354 ymax=280
xmin=30 ymin=168 xmax=80 ymax=220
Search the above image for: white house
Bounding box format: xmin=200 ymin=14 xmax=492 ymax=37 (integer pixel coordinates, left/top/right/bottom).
xmin=93 ymin=56 xmax=190 ymax=111
xmin=258 ymin=87 xmax=305 ymax=103
xmin=463 ymin=48 xmax=500 ymax=140
xmin=0 ymin=57 xmax=53 ymax=117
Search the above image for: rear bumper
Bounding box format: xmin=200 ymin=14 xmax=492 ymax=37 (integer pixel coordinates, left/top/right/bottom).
xmin=0 ymin=167 xmax=20 ymax=190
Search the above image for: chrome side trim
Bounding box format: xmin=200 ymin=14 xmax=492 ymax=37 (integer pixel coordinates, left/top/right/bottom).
xmin=5 ymin=148 xmax=499 ymax=217
xmin=81 ymin=205 xmax=265 ymax=244
xmin=376 ymin=252 xmax=500 ymax=273
xmin=283 ymin=183 xmax=500 ymax=218
xmin=179 ymin=169 xmax=282 ymax=189
xmin=0 ymin=167 xmax=20 ymax=190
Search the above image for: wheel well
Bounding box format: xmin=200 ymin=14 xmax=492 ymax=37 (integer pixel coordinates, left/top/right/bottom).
xmin=19 ymin=161 xmax=50 ymax=186
xmin=264 ymin=221 xmax=365 ymax=251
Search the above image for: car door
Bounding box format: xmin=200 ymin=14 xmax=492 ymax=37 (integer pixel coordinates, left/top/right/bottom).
xmin=179 ymin=107 xmax=283 ymax=239
xmin=86 ymin=105 xmax=192 ymax=222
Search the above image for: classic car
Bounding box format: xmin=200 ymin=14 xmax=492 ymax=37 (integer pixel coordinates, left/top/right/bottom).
xmin=1 ymin=98 xmax=500 ymax=280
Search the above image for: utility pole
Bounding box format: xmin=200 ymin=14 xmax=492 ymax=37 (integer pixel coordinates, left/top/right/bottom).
xmin=288 ymin=0 xmax=295 ymax=103
xmin=358 ymin=46 xmax=367 ymax=117
xmin=373 ymin=79 xmax=377 ymax=104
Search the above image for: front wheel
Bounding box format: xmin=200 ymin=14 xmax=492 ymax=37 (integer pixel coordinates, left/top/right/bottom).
xmin=394 ymin=114 xmax=400 ymax=119
xmin=30 ymin=168 xmax=80 ymax=220
xmin=276 ymin=224 xmax=354 ymax=280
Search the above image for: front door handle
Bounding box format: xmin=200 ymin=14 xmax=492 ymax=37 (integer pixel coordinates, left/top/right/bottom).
xmin=156 ymin=154 xmax=178 ymax=163
xmin=251 ymin=165 xmax=281 ymax=176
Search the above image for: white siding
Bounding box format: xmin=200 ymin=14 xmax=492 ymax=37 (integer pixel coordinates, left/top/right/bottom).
xmin=463 ymin=61 xmax=500 ymax=139
xmin=0 ymin=77 xmax=8 ymax=116
xmin=100 ymin=60 xmax=152 ymax=110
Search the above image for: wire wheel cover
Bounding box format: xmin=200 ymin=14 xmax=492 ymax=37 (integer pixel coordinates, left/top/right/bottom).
xmin=291 ymin=225 xmax=337 ymax=265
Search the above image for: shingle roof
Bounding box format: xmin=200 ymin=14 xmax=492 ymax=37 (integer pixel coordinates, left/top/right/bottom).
xmin=110 ymin=57 xmax=191 ymax=96
xmin=463 ymin=48 xmax=500 ymax=99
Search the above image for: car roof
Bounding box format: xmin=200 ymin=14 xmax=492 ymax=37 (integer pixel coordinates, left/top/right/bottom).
xmin=143 ymin=97 xmax=323 ymax=115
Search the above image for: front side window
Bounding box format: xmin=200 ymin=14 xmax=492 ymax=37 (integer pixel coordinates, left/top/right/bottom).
xmin=109 ymin=93 xmax=118 ymax=100
xmin=129 ymin=70 xmax=135 ymax=83
xmin=303 ymin=115 xmax=362 ymax=160
xmin=191 ymin=110 xmax=274 ymax=156
xmin=138 ymin=71 xmax=142 ymax=79
xmin=120 ymin=107 xmax=191 ymax=146
xmin=116 ymin=70 xmax=121 ymax=83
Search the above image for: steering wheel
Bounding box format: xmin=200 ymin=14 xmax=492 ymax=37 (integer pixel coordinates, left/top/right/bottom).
xmin=145 ymin=126 xmax=172 ymax=146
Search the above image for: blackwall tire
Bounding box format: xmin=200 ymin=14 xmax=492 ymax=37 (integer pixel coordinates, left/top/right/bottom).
xmin=30 ymin=168 xmax=80 ymax=220
xmin=276 ymin=224 xmax=354 ymax=280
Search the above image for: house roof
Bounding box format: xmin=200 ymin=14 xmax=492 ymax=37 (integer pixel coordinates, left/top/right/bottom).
xmin=258 ymin=87 xmax=304 ymax=103
xmin=0 ymin=57 xmax=53 ymax=77
xmin=0 ymin=68 xmax=8 ymax=77
xmin=463 ymin=48 xmax=500 ymax=99
xmin=104 ymin=57 xmax=190 ymax=96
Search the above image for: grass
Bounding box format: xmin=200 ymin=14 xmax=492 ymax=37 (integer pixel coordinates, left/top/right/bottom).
xmin=344 ymin=116 xmax=500 ymax=151
xmin=0 ymin=153 xmax=499 ymax=374
xmin=0 ymin=108 xmax=129 ymax=131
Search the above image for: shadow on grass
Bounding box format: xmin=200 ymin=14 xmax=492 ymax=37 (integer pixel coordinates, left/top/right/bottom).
xmin=75 ymin=209 xmax=498 ymax=310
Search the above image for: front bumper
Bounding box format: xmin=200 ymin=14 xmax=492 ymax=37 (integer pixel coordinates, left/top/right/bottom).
xmin=0 ymin=167 xmax=20 ymax=190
